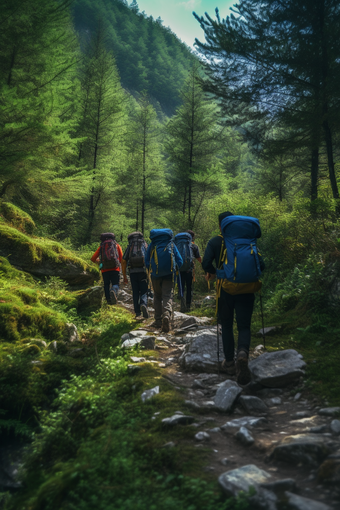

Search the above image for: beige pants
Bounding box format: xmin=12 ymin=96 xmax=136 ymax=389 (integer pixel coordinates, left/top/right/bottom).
xmin=152 ymin=277 xmax=173 ymax=321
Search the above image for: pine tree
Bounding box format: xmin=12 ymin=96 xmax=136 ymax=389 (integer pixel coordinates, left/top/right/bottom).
xmin=194 ymin=0 xmax=340 ymax=207
xmin=76 ymin=24 xmax=127 ymax=243
xmin=165 ymin=63 xmax=225 ymax=227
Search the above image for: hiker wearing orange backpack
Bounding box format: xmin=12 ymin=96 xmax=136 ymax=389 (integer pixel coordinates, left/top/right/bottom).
xmin=91 ymin=233 xmax=123 ymax=305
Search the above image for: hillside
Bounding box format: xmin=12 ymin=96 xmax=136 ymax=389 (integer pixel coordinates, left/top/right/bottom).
xmin=72 ymin=0 xmax=195 ymax=115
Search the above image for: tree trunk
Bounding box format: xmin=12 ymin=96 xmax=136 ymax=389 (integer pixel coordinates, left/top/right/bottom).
xmin=136 ymin=199 xmax=139 ymax=231
xmin=311 ymin=147 xmax=319 ymax=202
xmin=141 ymin=125 xmax=146 ymax=235
xmin=323 ymin=119 xmax=340 ymax=213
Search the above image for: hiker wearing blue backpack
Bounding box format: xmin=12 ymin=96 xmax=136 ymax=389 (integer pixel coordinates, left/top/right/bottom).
xmin=145 ymin=229 xmax=183 ymax=333
xmin=121 ymin=231 xmax=149 ymax=320
xmin=202 ymin=212 xmax=265 ymax=385
xmin=175 ymin=230 xmax=202 ymax=312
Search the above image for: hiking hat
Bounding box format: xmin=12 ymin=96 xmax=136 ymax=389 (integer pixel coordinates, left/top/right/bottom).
xmin=218 ymin=211 xmax=233 ymax=225
xmin=186 ymin=229 xmax=195 ymax=240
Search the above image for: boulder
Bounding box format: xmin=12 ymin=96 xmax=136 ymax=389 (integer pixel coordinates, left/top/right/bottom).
xmin=77 ymin=286 xmax=104 ymax=312
xmin=249 ymin=350 xmax=306 ymax=387
xmin=221 ymin=416 xmax=267 ymax=432
xmin=214 ymin=380 xmax=243 ymax=412
xmin=270 ymin=434 xmax=332 ymax=465
xmin=179 ymin=329 xmax=224 ymax=372
xmin=285 ymin=491 xmax=331 ymax=510
xmin=141 ymin=386 xmax=159 ymax=403
xmin=239 ymin=395 xmax=269 ymax=415
xmin=218 ymin=464 xmax=271 ymax=497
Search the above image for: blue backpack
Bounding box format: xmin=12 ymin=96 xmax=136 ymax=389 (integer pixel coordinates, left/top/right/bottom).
xmin=216 ymin=215 xmax=262 ymax=284
xmin=174 ymin=232 xmax=193 ymax=272
xmin=148 ymin=229 xmax=175 ymax=277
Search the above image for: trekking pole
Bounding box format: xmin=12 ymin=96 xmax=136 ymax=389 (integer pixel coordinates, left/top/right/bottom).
xmin=260 ymin=293 xmax=266 ymax=349
xmin=217 ymin=321 xmax=220 ymax=376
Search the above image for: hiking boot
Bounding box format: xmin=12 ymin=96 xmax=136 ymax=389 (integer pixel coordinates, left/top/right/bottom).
xmin=180 ymin=297 xmax=186 ymax=313
xmin=162 ymin=316 xmax=170 ymax=333
xmin=141 ymin=304 xmax=149 ymax=319
xmin=109 ymin=289 xmax=117 ymax=305
xmin=221 ymin=359 xmax=236 ymax=375
xmin=150 ymin=320 xmax=162 ymax=329
xmin=236 ymin=350 xmax=251 ymax=386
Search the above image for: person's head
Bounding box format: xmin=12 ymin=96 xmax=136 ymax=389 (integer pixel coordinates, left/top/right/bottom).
xmin=218 ymin=211 xmax=233 ymax=231
xmin=186 ymin=229 xmax=195 ymax=241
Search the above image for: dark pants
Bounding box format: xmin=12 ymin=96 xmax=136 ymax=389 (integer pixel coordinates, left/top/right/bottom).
xmin=218 ymin=289 xmax=255 ymax=362
xmin=130 ymin=272 xmax=148 ymax=316
xmin=178 ymin=271 xmax=193 ymax=305
xmin=102 ymin=271 xmax=120 ymax=303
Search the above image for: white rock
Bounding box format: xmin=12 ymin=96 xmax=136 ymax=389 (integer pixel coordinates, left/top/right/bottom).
xmin=330 ymin=419 xmax=340 ymax=435
xmin=141 ymin=386 xmax=159 ymax=403
xmin=195 ymin=431 xmax=211 ymax=441
xmin=214 ymin=380 xmax=243 ymax=412
xmin=249 ymin=349 xmax=306 ymax=387
xmin=235 ymin=426 xmax=254 ymax=446
xmin=221 ymin=416 xmax=267 ymax=432
xmin=218 ymin=465 xmax=271 ymax=497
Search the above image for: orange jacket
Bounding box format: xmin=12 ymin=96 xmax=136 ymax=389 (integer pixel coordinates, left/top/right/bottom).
xmin=91 ymin=243 xmax=123 ymax=273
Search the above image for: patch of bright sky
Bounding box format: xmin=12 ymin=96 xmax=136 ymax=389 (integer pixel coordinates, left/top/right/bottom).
xmin=136 ymin=0 xmax=236 ymax=48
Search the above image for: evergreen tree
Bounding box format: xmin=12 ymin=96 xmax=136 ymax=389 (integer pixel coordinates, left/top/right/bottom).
xmin=76 ymin=24 xmax=127 ymax=243
xmin=194 ymin=0 xmax=340 ymax=207
xmin=0 ymin=0 xmax=78 ymax=202
xmin=165 ymin=63 xmax=225 ymax=227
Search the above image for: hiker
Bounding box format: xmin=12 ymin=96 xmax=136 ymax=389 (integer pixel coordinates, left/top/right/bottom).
xmin=91 ymin=233 xmax=123 ymax=305
xmin=121 ymin=231 xmax=149 ymax=320
xmin=175 ymin=230 xmax=201 ymax=312
xmin=145 ymin=229 xmax=183 ymax=333
xmin=202 ymin=212 xmax=265 ymax=385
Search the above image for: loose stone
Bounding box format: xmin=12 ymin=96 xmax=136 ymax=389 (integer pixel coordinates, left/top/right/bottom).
xmin=285 ymin=491 xmax=332 ymax=510
xmin=318 ymin=407 xmax=340 ymax=417
xmin=291 ymin=411 xmax=310 ymax=419
xmin=235 ymin=426 xmax=254 ymax=446
xmin=218 ymin=464 xmax=271 ymax=497
xmin=221 ymin=416 xmax=267 ymax=432
xmin=141 ymin=386 xmax=159 ymax=403
xmin=195 ymin=431 xmax=211 ymax=441
xmin=330 ymin=419 xmax=340 ymax=435
xmin=184 ymin=400 xmax=201 ymax=409
xmin=239 ymin=395 xmax=269 ymax=415
xmin=294 ymin=392 xmax=302 ymax=401
xmin=214 ymin=380 xmax=243 ymax=412
xmin=162 ymin=414 xmax=194 ymax=426
xmin=266 ymin=397 xmax=282 ymax=407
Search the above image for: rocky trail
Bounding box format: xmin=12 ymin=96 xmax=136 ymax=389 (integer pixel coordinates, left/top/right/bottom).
xmin=119 ymin=289 xmax=340 ymax=510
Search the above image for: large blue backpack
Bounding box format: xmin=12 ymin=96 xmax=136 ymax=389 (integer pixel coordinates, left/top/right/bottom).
xmin=174 ymin=232 xmax=193 ymax=272
xmin=216 ymin=216 xmax=262 ymax=285
xmin=148 ymin=229 xmax=175 ymax=277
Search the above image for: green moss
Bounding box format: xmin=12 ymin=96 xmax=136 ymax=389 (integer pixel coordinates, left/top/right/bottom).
xmin=0 ymin=201 xmax=36 ymax=234
xmin=0 ymin=222 xmax=98 ymax=276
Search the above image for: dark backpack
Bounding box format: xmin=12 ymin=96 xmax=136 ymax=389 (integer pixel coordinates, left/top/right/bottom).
xmin=100 ymin=233 xmax=119 ymax=270
xmin=174 ymin=232 xmax=193 ymax=272
xmin=128 ymin=231 xmax=146 ymax=269
xmin=216 ymin=216 xmax=262 ymax=284
xmin=148 ymin=229 xmax=175 ymax=277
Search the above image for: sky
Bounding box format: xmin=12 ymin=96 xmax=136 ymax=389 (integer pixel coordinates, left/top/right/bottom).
xmin=136 ymin=0 xmax=236 ymax=48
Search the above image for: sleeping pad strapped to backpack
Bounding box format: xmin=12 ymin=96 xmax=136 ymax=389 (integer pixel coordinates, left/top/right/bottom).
xmin=128 ymin=231 xmax=146 ymax=269
xmin=100 ymin=233 xmax=119 ymax=270
xmin=174 ymin=232 xmax=193 ymax=272
xmin=216 ymin=215 xmax=262 ymax=295
xmin=148 ymin=229 xmax=175 ymax=277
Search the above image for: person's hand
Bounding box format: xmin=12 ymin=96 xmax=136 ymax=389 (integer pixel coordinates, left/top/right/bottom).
xmin=123 ymin=277 xmax=128 ymax=285
xmin=95 ymin=257 xmax=100 ymax=264
xmin=205 ymin=273 xmax=215 ymax=282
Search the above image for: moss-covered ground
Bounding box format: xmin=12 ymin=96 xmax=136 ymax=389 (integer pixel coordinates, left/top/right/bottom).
xmin=0 ymin=258 xmax=250 ymax=510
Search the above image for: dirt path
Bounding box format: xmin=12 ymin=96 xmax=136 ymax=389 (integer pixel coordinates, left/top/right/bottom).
xmin=119 ymin=291 xmax=340 ymax=508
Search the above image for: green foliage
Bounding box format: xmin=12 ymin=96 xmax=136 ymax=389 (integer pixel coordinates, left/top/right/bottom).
xmin=0 ymin=201 xmax=36 ymax=234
